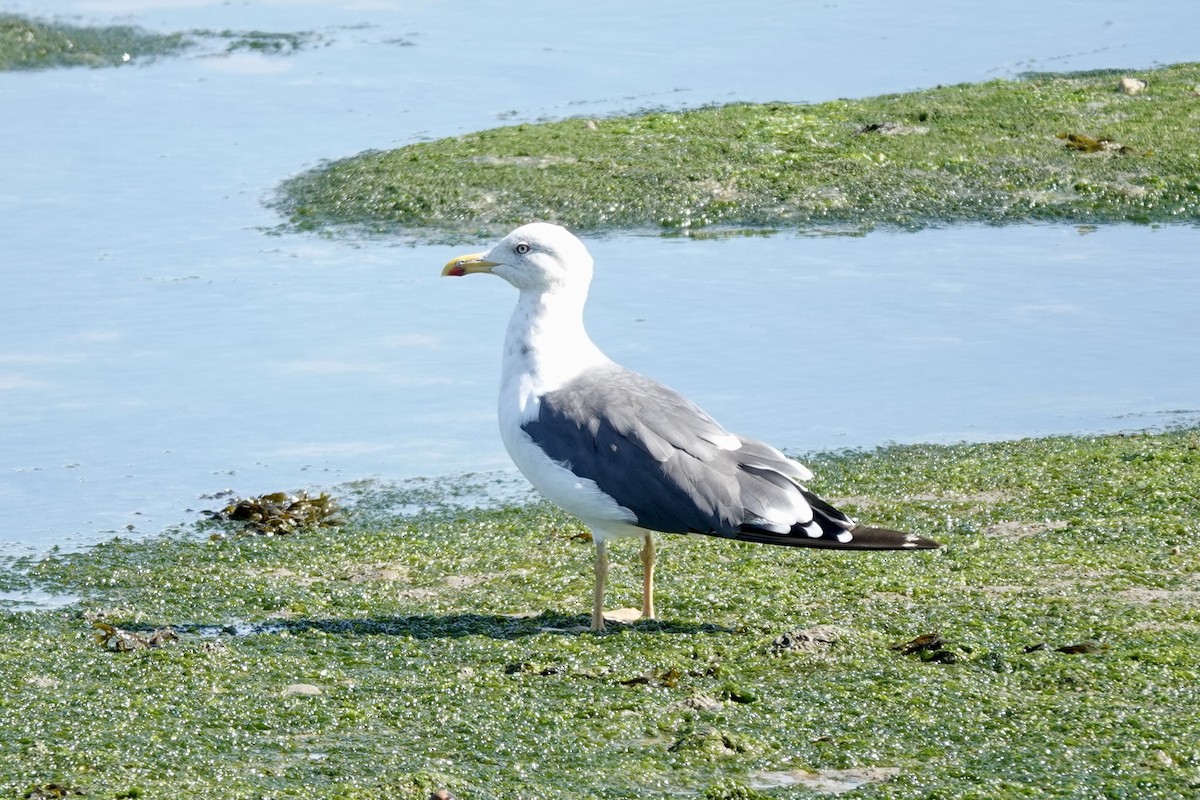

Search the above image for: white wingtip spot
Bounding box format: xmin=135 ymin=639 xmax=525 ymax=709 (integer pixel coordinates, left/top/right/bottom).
xmin=803 ymin=522 xmax=822 ymax=538
xmin=836 ymin=530 xmax=854 ymax=544
xmin=707 ymin=432 xmax=742 ymax=451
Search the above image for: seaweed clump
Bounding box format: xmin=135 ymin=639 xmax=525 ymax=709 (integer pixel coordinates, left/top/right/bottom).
xmin=204 ymin=491 xmax=343 ymax=536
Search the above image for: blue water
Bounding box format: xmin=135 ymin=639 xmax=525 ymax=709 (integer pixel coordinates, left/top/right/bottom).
xmin=2 ymin=0 xmax=1197 ymax=553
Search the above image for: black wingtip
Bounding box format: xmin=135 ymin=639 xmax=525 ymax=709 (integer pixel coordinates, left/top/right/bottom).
xmin=728 ymin=523 xmax=941 ymax=551
xmin=849 ymin=525 xmax=941 ymax=550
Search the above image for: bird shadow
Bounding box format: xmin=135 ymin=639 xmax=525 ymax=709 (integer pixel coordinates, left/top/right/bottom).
xmin=180 ymin=611 xmax=732 ymax=641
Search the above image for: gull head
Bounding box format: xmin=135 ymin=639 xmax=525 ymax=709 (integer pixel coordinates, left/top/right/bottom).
xmin=442 ymin=222 xmax=594 ymax=294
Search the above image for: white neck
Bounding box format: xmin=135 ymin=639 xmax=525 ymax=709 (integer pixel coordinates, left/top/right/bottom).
xmin=500 ymin=285 xmax=610 ymax=414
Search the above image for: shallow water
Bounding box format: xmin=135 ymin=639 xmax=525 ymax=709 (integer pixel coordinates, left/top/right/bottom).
xmin=2 ymin=0 xmax=1197 ymax=552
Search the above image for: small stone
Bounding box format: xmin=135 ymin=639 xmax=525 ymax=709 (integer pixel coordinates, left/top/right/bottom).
xmin=771 ymin=625 xmax=841 ymax=653
xmin=681 ymin=694 xmax=724 ymax=712
xmin=1119 ymin=77 xmax=1148 ymax=95
xmin=603 ymin=607 xmax=642 ymax=624
xmin=749 ymin=767 xmax=901 ymax=793
xmin=284 ymin=683 xmax=323 ymax=696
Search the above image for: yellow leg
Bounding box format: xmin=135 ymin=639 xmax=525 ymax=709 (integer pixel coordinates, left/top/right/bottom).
xmin=591 ymin=539 xmax=608 ymax=632
xmin=641 ymin=534 xmax=656 ymax=620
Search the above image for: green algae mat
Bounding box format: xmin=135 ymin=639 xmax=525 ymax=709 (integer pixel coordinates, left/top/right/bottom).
xmin=277 ymin=63 xmax=1200 ymax=239
xmin=2 ymin=430 xmax=1198 ymax=798
xmin=0 ymin=14 xmax=313 ymax=70
xmin=0 ymin=15 xmax=189 ymax=69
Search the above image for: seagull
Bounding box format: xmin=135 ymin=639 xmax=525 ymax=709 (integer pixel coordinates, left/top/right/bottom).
xmin=442 ymin=222 xmax=939 ymax=631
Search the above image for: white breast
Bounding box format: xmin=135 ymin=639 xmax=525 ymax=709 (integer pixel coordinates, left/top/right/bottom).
xmin=496 ymin=289 xmax=643 ymax=541
xmin=498 ymin=413 xmax=640 ymax=538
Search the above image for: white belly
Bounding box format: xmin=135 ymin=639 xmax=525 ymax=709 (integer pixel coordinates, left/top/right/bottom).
xmin=499 ymin=413 xmax=644 ymax=541
xmin=494 ymin=296 xmax=642 ymax=542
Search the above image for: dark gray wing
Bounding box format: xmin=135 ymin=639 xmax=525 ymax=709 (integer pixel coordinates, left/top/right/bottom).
xmin=520 ymin=365 xmax=809 ymax=534
xmin=521 ymin=364 xmax=940 ymax=550
xmin=522 ymin=365 xmax=744 ymax=534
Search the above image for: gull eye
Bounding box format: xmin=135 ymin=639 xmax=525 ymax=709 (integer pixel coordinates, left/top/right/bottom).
xmin=514 ymin=242 xmax=531 ymax=255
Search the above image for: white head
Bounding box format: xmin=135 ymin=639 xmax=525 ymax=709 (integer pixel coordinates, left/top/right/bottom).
xmin=442 ymin=222 xmax=594 ymax=294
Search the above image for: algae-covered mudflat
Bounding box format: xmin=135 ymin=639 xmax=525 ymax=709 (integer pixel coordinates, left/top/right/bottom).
xmin=0 ymin=14 xmax=190 ymax=70
xmin=3 ymin=430 xmax=1197 ymax=798
xmin=276 ymin=63 xmax=1200 ymax=239
xmin=0 ymin=14 xmax=315 ymax=71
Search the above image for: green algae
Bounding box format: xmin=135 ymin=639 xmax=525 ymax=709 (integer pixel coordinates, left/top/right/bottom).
xmin=276 ymin=63 xmax=1200 ymax=240
xmin=0 ymin=14 xmax=190 ymax=70
xmin=0 ymin=15 xmax=321 ymax=72
xmin=2 ymin=429 xmax=1199 ymax=798
xmin=203 ymin=29 xmax=318 ymax=56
